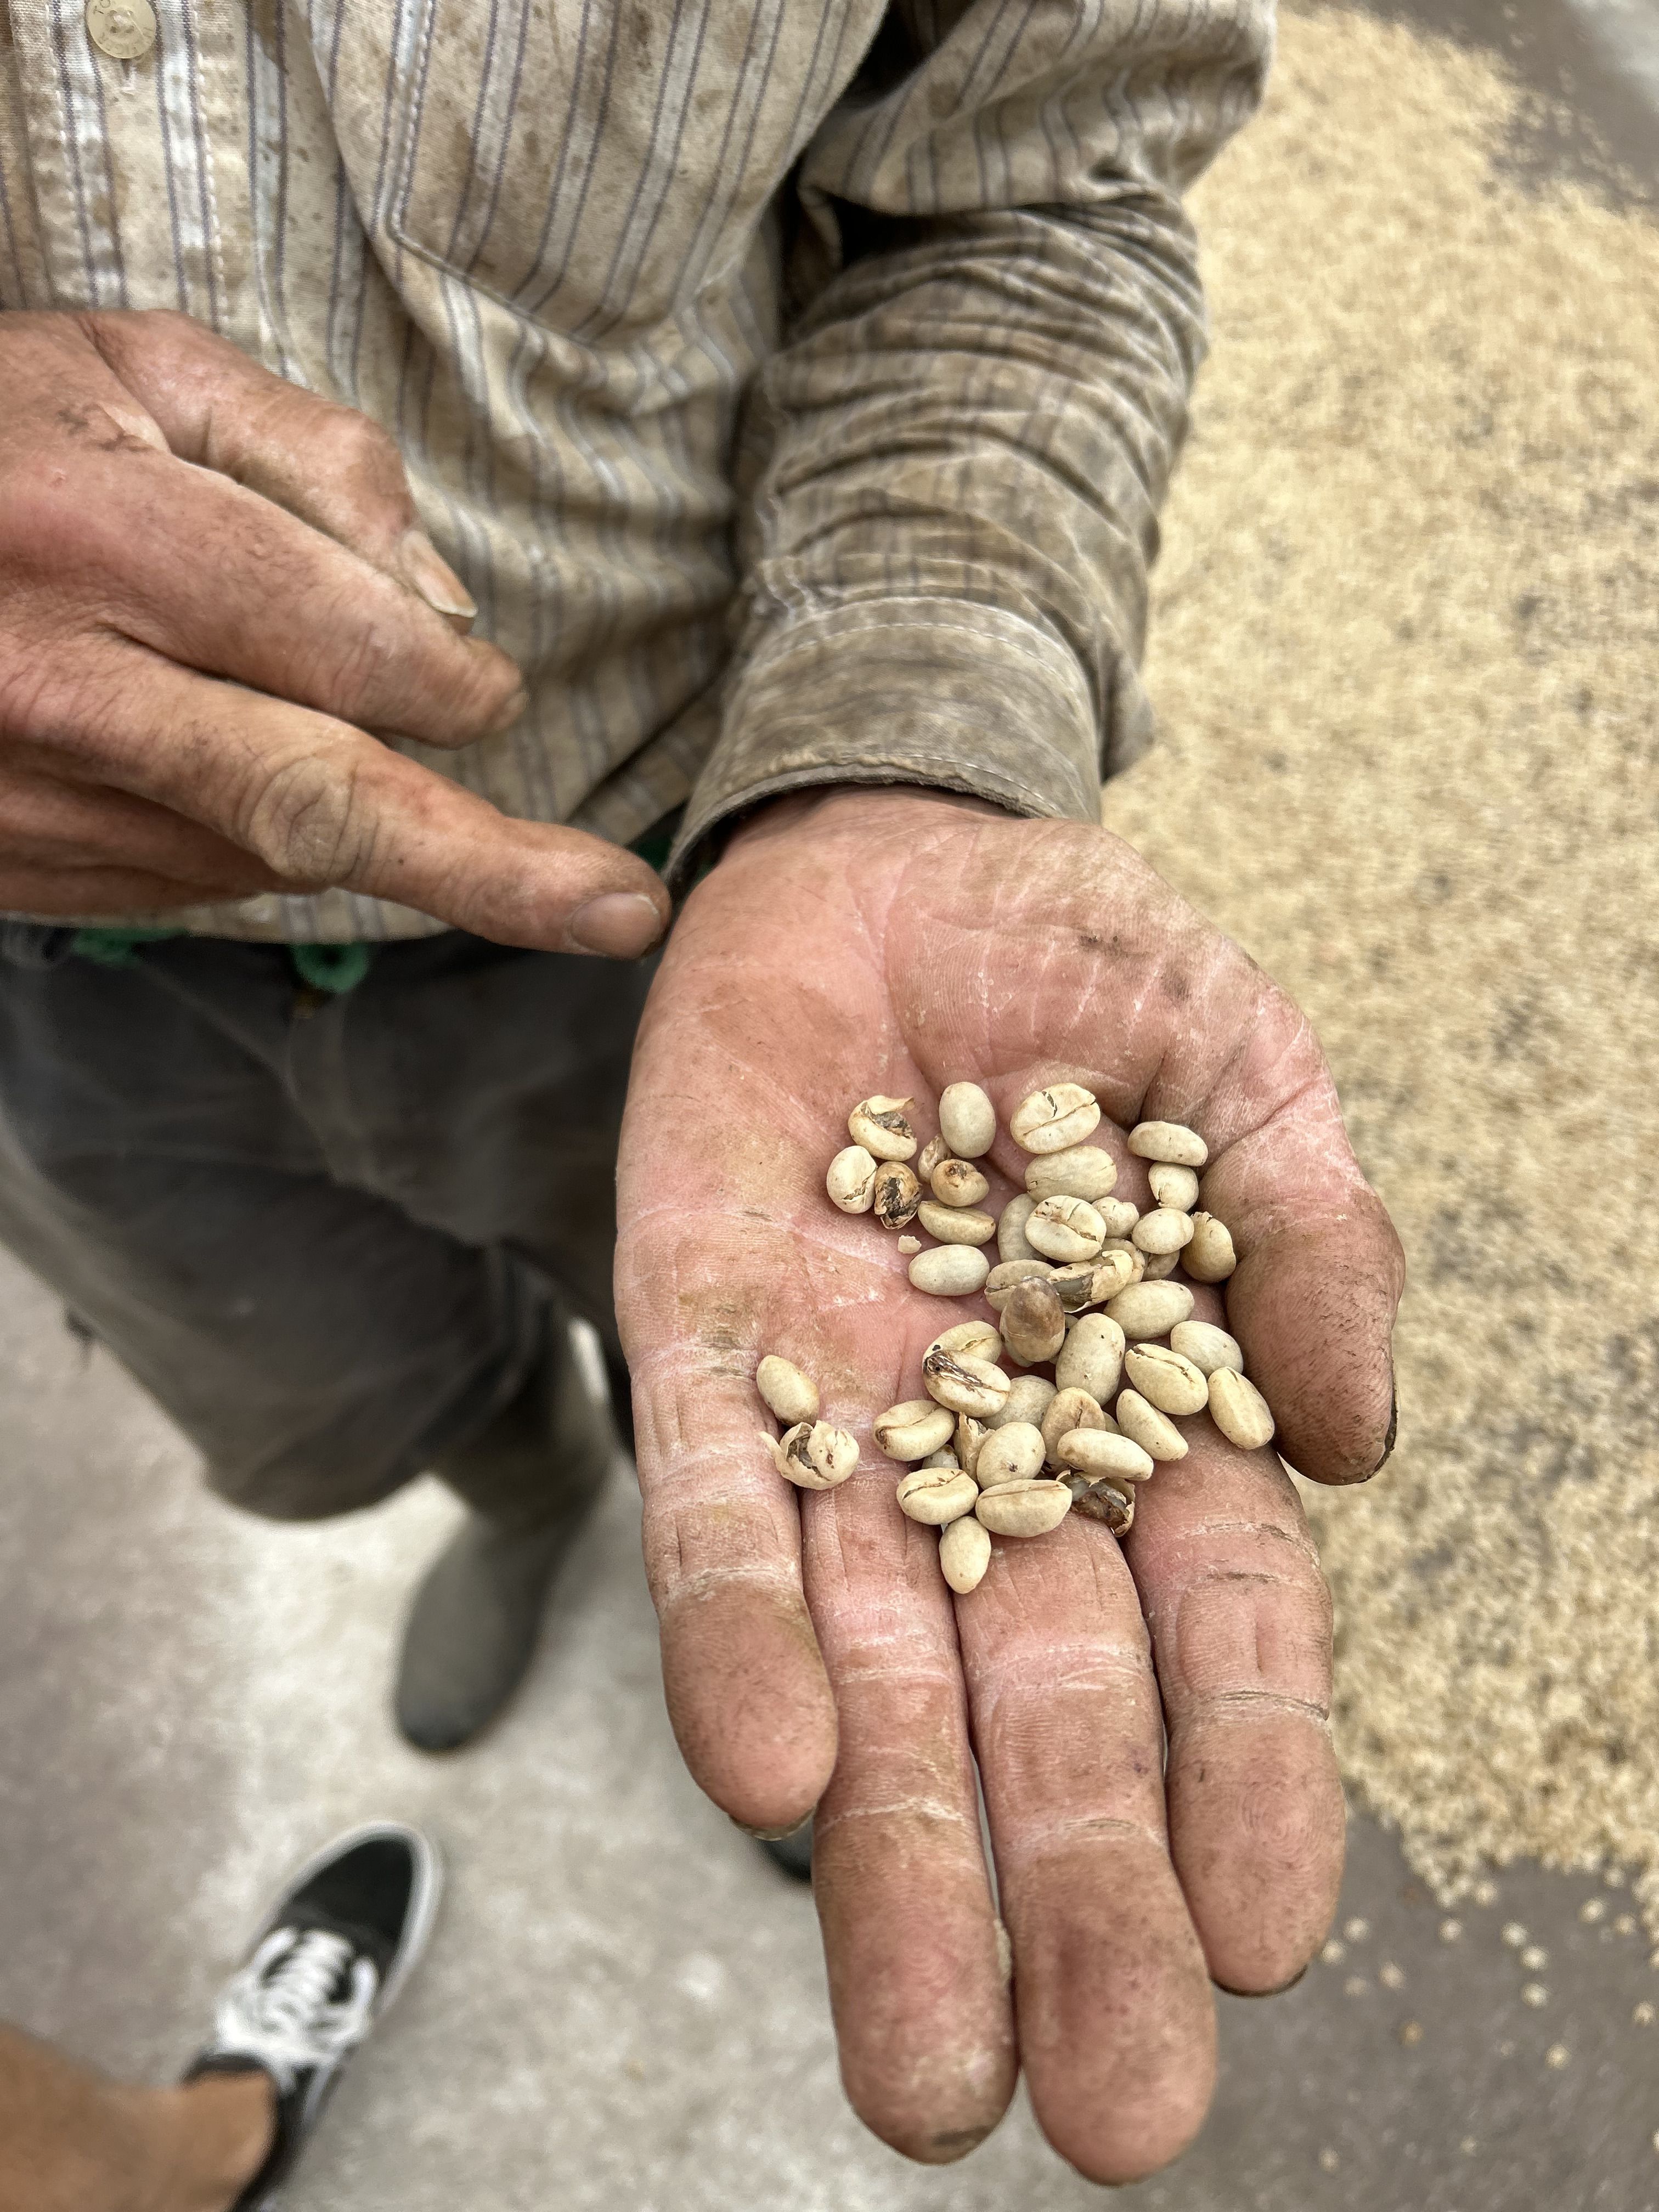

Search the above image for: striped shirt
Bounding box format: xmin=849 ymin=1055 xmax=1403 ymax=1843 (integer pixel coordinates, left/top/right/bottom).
xmin=0 ymin=0 xmax=1272 ymax=941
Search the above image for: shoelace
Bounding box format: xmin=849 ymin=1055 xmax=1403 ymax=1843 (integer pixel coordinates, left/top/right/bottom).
xmin=212 ymin=1927 xmax=379 ymax=2092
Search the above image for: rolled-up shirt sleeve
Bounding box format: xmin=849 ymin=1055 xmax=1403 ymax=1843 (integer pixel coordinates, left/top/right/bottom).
xmin=668 ymin=0 xmax=1272 ymax=881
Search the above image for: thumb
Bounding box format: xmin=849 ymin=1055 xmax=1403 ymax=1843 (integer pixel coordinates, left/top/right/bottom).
xmin=1203 ymin=1071 xmax=1403 ymax=1486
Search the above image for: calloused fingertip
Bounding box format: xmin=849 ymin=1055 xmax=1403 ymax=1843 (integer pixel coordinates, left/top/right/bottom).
xmin=486 ymin=681 xmax=531 ymax=733
xmin=659 ymin=1584 xmax=837 ymax=1834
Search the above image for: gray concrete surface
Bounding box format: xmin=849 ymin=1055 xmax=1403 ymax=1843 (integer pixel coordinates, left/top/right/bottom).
xmin=4 ymin=1244 xmax=1658 ymax=2210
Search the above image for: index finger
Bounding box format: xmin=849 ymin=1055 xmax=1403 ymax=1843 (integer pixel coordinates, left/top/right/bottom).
xmin=42 ymin=648 xmax=670 ymax=952
xmin=613 ymin=1216 xmax=838 ymax=1832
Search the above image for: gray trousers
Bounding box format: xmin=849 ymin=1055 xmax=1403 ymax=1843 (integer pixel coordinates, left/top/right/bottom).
xmin=0 ymin=928 xmax=651 ymax=1522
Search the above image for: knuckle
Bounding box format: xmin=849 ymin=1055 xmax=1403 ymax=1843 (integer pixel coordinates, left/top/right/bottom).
xmin=0 ymin=643 xmax=127 ymax=766
xmin=239 ymin=750 xmax=372 ymax=885
xmin=131 ymin=306 xmax=200 ymax=353
xmin=300 ymin=398 xmax=409 ymax=505
xmin=310 ymin=610 xmax=404 ymax=724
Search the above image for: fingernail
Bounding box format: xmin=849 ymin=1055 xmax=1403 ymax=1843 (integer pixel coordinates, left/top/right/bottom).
xmin=730 ymin=1814 xmax=811 ymax=1844
xmin=400 ymin=528 xmax=477 ymax=620
xmin=489 ymin=685 xmax=531 ymax=734
xmin=567 ymin=891 xmax=666 ymax=958
xmin=1369 ymin=1374 xmax=1398 ymax=1479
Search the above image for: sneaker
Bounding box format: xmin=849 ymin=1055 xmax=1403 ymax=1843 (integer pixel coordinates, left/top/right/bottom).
xmin=184 ymin=1822 xmax=442 ymax=2209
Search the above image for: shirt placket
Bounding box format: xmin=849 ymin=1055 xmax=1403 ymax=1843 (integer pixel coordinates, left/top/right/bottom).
xmin=3 ymin=0 xmax=242 ymax=339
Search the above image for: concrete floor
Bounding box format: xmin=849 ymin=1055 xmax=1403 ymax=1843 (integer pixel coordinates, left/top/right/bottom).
xmin=4 ymin=1247 xmax=1658 ymax=2211
xmin=4 ymin=2 xmax=1659 ymax=2206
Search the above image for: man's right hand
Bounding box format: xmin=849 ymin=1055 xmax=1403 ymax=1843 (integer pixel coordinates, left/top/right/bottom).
xmin=0 ymin=311 xmax=669 ymax=956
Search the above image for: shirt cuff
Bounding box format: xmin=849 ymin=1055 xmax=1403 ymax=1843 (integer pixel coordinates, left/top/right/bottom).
xmin=666 ymin=597 xmax=1152 ymax=890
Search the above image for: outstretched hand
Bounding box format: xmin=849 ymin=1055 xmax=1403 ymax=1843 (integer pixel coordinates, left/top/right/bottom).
xmin=616 ymin=787 xmax=1402 ymax=2181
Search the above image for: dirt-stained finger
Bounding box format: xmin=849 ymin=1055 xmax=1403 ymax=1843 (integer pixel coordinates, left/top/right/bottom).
xmin=805 ymin=1474 xmax=1016 ymax=2165
xmin=1126 ymin=1418 xmax=1345 ymax=1995
xmin=956 ymin=1517 xmax=1217 ymax=2184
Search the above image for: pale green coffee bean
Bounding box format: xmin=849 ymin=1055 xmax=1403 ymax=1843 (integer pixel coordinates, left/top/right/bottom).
xmin=1069 ymin=1479 xmax=1135 ymax=1535
xmin=897 ymin=1465 xmax=981 ymax=1525
xmin=757 ymin=1355 xmax=819 ymax=1426
xmin=974 ymin=1421 xmax=1047 ymax=1488
xmin=1127 ymin=1120 xmax=1207 ymax=1167
xmin=928 ymin=1319 xmax=1003 ymax=1365
xmin=1097 ymin=1237 xmax=1146 ymax=1288
xmin=940 ymin=1513 xmax=993 ymax=1592
xmin=923 ymin=1348 xmax=1012 ymax=1420
xmin=1055 ymin=1313 xmax=1126 ymax=1401
xmin=1046 ymin=1261 xmax=1099 ymax=1313
xmin=1131 ymin=1206 xmax=1195 ymax=1256
xmin=909 ymin=1243 xmax=992 ymax=1296
xmin=1148 ymin=1162 xmax=1200 ymax=1211
xmin=1115 ymin=1389 xmax=1188 ymax=1462
xmin=922 ymin=1447 xmax=961 ymax=1470
xmin=1026 ymin=1194 xmax=1107 ymax=1263
xmin=1169 ymin=1321 xmax=1244 ymax=1377
xmin=985 ymin=1375 xmax=1056 ymax=1435
xmin=1208 ymin=1368 xmax=1275 ymax=1448
xmin=1011 ymin=1084 xmax=1102 ymax=1154
xmin=955 ymin=1413 xmax=988 ymax=1477
xmin=1000 ymin=1279 xmax=1067 ymax=1367
xmin=1042 ymin=1386 xmax=1114 ymax=1465
xmin=939 ymin=1081 xmax=997 ymax=1160
xmin=873 ymin=1160 xmax=922 ymax=1229
xmin=1096 ymin=1199 xmax=1141 ymax=1239
xmin=873 ymin=1399 xmax=958 ymax=1460
xmin=1094 ymin=1249 xmax=1141 ymax=1300
xmin=1185 ymin=1212 xmax=1238 ymax=1282
xmin=764 ymin=1421 xmax=860 ymax=1488
xmin=1124 ymin=1343 xmax=1209 ymax=1417
xmin=826 ymin=1145 xmax=877 ymax=1214
xmin=1104 ymin=1281 xmax=1195 ymax=1341
xmin=1059 ymin=1428 xmax=1155 ymax=1483
xmin=898 ymin=1235 xmax=921 ymax=1255
xmin=997 ymin=1193 xmax=1040 ymax=1264
xmin=1025 ymin=1145 xmax=1120 ymax=1202
xmin=930 ymin=1158 xmax=991 ymax=1209
xmin=1046 ymin=1250 xmax=1135 ymax=1311
xmin=849 ymin=1095 xmax=918 ymax=1161
xmin=916 ymin=1199 xmax=997 ymax=1246
xmin=1140 ymin=1250 xmax=1180 ymax=1279
xmin=985 ymin=1259 xmax=1054 ymax=1311
xmin=975 ymin=1480 xmax=1072 ymax=1537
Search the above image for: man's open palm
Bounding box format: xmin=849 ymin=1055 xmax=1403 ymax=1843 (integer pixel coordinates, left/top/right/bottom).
xmin=616 ymin=788 xmax=1402 ymax=2182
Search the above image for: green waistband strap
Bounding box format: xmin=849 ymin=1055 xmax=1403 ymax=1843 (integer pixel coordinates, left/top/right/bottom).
xmin=289 ymin=941 xmax=375 ymax=994
xmin=70 ymin=926 xmax=185 ymax=968
xmin=70 ymin=927 xmax=374 ymax=996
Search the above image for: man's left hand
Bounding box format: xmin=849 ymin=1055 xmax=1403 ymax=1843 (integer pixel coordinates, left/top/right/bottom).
xmin=615 ymin=787 xmax=1402 ymax=2181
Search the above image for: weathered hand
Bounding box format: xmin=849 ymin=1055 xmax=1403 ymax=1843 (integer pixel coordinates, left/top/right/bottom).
xmin=616 ymin=787 xmax=1402 ymax=2181
xmin=0 ymin=310 xmax=667 ymax=952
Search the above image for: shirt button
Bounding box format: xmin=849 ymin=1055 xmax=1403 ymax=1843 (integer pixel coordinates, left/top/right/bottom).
xmin=86 ymin=0 xmax=157 ymax=60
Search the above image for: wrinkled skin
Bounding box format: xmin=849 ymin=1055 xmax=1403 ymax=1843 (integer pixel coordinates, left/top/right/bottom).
xmin=617 ymin=787 xmax=1403 ymax=2184
xmin=0 ymin=309 xmax=667 ymax=952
